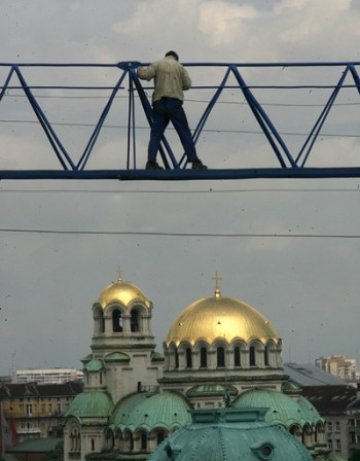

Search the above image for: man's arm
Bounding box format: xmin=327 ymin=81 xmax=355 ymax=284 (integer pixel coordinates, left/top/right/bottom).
xmin=181 ymin=66 xmax=192 ymax=90
xmin=137 ymin=64 xmax=156 ymax=81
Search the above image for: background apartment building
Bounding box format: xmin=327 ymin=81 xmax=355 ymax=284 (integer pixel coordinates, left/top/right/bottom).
xmin=15 ymin=368 xmax=84 ymax=385
xmin=315 ymin=355 xmax=359 ymax=384
xmin=0 ymin=381 xmax=83 ymax=444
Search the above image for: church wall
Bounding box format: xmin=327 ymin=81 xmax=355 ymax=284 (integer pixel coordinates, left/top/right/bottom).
xmin=104 ymin=353 xmax=162 ymax=402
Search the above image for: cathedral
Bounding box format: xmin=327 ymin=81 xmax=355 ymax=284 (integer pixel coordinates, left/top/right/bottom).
xmin=63 ymin=273 xmax=342 ymax=461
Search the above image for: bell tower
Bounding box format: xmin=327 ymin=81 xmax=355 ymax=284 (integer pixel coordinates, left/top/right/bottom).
xmin=84 ymin=272 xmax=163 ymax=402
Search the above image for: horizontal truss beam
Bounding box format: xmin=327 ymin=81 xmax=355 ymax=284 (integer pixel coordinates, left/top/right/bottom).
xmin=3 ymin=167 xmax=360 ymax=181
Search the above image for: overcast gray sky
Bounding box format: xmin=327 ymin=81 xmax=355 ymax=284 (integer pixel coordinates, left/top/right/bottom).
xmin=1 ymin=0 xmax=360 ymax=377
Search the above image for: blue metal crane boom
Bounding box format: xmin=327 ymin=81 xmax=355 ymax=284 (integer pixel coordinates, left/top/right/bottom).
xmin=0 ymin=61 xmax=359 ymax=180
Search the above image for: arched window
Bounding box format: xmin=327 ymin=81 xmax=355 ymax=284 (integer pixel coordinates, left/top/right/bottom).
xmin=130 ymin=309 xmax=139 ymax=332
xmin=264 ymin=345 xmax=269 ymax=366
xmin=110 ymin=431 xmax=115 ymax=449
xmin=234 ymin=346 xmax=241 ymax=367
xmin=200 ymin=347 xmax=207 ymax=368
xmin=157 ymin=431 xmax=165 ymax=445
xmin=175 ymin=348 xmax=179 ymax=369
xmin=91 ymin=439 xmax=95 ymax=451
xmin=129 ymin=433 xmax=134 ymax=451
xmin=289 ymin=425 xmax=301 ymax=441
xmin=70 ymin=433 xmax=75 ymax=451
xmin=141 ymin=432 xmax=147 ymax=450
xmin=217 ymin=347 xmax=225 ymax=368
xmin=112 ymin=309 xmax=123 ymax=332
xmin=249 ymin=346 xmax=256 ymax=366
xmin=315 ymin=423 xmax=325 ymax=444
xmin=186 ymin=348 xmax=192 ymax=368
xmin=302 ymin=424 xmax=312 ymax=447
xmin=105 ymin=428 xmax=114 ymax=450
xmin=94 ymin=306 xmax=105 ymax=334
xmin=70 ymin=427 xmax=81 ymax=452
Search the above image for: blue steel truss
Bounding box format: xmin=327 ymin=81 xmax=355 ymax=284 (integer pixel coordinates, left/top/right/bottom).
xmin=0 ymin=61 xmax=360 ymax=180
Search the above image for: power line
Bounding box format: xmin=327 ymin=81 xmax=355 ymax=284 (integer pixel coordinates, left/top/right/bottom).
xmin=1 ymin=188 xmax=360 ymax=194
xmin=0 ymin=118 xmax=358 ymax=138
xmin=5 ymin=92 xmax=360 ymax=107
xmin=0 ymin=228 xmax=359 ymax=239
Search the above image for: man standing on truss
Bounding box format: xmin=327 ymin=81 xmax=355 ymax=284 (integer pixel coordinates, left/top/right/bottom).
xmin=137 ymin=51 xmax=207 ymax=170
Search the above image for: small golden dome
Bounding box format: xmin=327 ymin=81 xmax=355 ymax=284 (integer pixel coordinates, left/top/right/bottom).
xmin=97 ymin=277 xmax=151 ymax=310
xmin=165 ymin=294 xmax=279 ymax=347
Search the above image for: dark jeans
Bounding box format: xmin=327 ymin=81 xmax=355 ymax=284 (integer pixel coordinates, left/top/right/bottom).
xmin=148 ymin=97 xmax=200 ymax=163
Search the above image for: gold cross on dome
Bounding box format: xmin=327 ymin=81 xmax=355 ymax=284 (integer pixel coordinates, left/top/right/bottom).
xmin=117 ymin=266 xmax=123 ymax=282
xmin=212 ymin=271 xmax=222 ymax=297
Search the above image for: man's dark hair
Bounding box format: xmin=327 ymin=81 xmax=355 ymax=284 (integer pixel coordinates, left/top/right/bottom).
xmin=165 ymin=50 xmax=179 ymax=61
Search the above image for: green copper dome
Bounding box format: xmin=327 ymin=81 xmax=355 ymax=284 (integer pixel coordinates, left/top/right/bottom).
xmin=233 ymin=389 xmax=322 ymax=428
xmin=110 ymin=393 xmax=151 ymax=427
xmin=296 ymin=395 xmax=324 ymax=425
xmin=84 ymin=358 xmax=104 ymax=372
xmin=111 ymin=391 xmax=191 ymax=432
xmin=65 ymin=390 xmax=113 ymax=419
xmin=148 ymin=408 xmax=312 ymax=461
xmin=104 ymin=352 xmax=130 ymax=362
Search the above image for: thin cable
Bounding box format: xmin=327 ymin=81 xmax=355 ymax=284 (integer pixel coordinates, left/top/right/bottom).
xmin=0 ymin=228 xmax=359 ymax=238
xmin=5 ymin=92 xmax=360 ymax=107
xmin=1 ymin=188 xmax=360 ymax=194
xmin=0 ymin=118 xmax=358 ymax=138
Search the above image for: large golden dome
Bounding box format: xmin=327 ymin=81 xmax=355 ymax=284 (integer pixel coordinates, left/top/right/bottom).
xmin=165 ymin=290 xmax=279 ymax=347
xmin=97 ymin=276 xmax=151 ymax=310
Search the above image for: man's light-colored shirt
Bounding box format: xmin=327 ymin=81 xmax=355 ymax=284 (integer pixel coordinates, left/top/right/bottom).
xmin=137 ymin=55 xmax=192 ymax=103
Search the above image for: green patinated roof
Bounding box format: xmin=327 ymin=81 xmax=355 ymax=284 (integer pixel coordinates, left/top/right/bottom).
xmin=7 ymin=438 xmax=62 ymax=453
xmin=84 ymin=358 xmax=105 ymax=372
xmin=111 ymin=391 xmax=191 ymax=432
xmin=104 ymin=352 xmax=130 ymax=362
xmin=281 ymin=381 xmax=302 ymax=394
xmin=110 ymin=393 xmax=151 ymax=426
xmin=233 ymin=389 xmax=322 ymax=428
xmin=148 ymin=408 xmax=312 ymax=461
xmin=81 ymin=354 xmax=93 ymax=364
xmin=187 ymin=384 xmax=238 ymax=397
xmin=151 ymin=351 xmax=165 ymax=361
xmin=296 ymin=395 xmax=324 ymax=425
xmin=65 ymin=390 xmax=113 ymax=419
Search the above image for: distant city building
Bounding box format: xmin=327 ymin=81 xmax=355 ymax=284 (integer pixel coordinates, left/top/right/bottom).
xmin=0 ymin=376 xmax=12 ymax=385
xmin=284 ymin=362 xmax=347 ymax=387
xmin=285 ymin=363 xmax=360 ymax=460
xmin=301 ymin=385 xmax=360 ymax=460
xmin=15 ymin=368 xmax=84 ymax=384
xmin=315 ymin=355 xmax=358 ymax=383
xmin=0 ymin=381 xmax=83 ymax=445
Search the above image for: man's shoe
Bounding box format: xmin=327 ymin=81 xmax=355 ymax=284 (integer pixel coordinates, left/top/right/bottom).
xmin=146 ymin=161 xmax=163 ymax=170
xmin=192 ymin=161 xmax=208 ymax=170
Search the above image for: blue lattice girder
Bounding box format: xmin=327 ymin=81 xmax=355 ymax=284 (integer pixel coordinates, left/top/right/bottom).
xmin=0 ymin=61 xmax=360 ymax=180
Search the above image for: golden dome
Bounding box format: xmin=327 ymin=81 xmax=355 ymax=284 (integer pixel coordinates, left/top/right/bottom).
xmin=165 ymin=293 xmax=279 ymax=347
xmin=97 ymin=277 xmax=151 ymax=310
